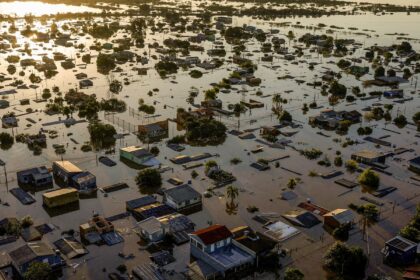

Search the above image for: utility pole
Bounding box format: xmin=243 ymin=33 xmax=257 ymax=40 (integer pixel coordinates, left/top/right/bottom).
xmin=0 ymin=160 xmax=8 ymax=190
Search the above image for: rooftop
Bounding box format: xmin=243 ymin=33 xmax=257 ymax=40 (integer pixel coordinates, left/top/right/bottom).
xmin=43 ymin=188 xmax=78 ymax=198
xmin=137 ymin=217 xmax=163 ymax=234
xmin=324 ymin=209 xmax=354 ymax=223
xmin=53 ymin=161 xmax=82 ymax=173
xmin=409 ymin=156 xmax=420 ymax=165
xmin=192 ymin=224 xmax=232 ymax=246
xmin=352 ymin=150 xmax=384 ymax=159
xmin=126 ymin=196 xmax=157 ymax=210
xmin=386 ymin=236 xmax=418 ymax=252
xmin=208 ymin=243 xmax=254 ymax=269
xmin=9 ymin=241 xmax=54 ymax=266
xmin=120 ymin=146 xmax=153 ymax=158
xmin=163 ymin=184 xmax=201 ymax=203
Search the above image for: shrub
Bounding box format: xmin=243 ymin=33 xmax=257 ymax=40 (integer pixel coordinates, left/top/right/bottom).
xmin=135 ymin=168 xmax=162 ymax=188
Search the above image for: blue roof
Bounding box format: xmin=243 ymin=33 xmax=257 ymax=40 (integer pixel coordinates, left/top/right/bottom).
xmin=126 ymin=196 xmax=157 ymax=210
xmin=139 ymin=204 xmax=175 ymax=219
xmin=101 ymin=231 xmax=124 ymax=246
xmin=208 ymin=244 xmax=254 ymax=269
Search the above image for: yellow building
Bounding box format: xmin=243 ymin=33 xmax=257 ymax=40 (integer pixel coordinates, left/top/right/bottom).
xmin=43 ymin=188 xmax=79 ymax=208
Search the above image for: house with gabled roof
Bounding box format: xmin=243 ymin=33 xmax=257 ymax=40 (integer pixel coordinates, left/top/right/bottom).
xmin=188 ymin=225 xmax=254 ymax=279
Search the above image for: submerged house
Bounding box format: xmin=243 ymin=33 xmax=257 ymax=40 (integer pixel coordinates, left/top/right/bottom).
xmin=53 ymin=161 xmax=82 ymax=184
xmin=8 ymin=241 xmax=64 ymax=276
xmin=309 ymin=109 xmax=361 ymax=130
xmin=120 ymin=146 xmax=159 ymax=167
xmin=52 ymin=161 xmax=96 ymax=193
xmin=351 ymin=150 xmax=387 ymax=165
xmin=79 ymin=79 xmax=93 ymax=88
xmin=189 ymin=225 xmax=254 ymax=279
xmin=231 ymin=226 xmax=277 ymax=268
xmin=408 ymin=156 xmax=420 ymax=174
xmin=382 ymin=236 xmax=418 ymax=266
xmin=137 ymin=120 xmax=169 ymax=141
xmin=16 ymin=166 xmax=52 ymax=188
xmin=136 ymin=212 xmax=196 ymax=244
xmin=71 ymin=172 xmax=97 ymax=193
xmin=163 ymin=184 xmax=202 ymax=214
xmin=323 ymin=209 xmax=354 ymax=229
xmin=137 ymin=217 xmax=165 ymax=243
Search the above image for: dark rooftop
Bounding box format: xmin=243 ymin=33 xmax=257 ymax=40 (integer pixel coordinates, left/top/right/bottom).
xmin=163 ymin=184 xmax=201 ymax=203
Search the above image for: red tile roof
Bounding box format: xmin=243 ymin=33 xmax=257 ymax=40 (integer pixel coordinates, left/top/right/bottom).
xmin=192 ymin=225 xmax=232 ymax=245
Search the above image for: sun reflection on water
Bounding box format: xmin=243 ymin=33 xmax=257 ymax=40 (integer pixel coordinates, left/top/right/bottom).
xmin=0 ymin=1 xmax=100 ymax=17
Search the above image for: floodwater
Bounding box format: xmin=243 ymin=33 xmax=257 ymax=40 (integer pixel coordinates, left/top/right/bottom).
xmin=345 ymin=0 xmax=420 ymax=6
xmin=0 ymin=1 xmax=100 ymax=16
xmin=0 ymin=1 xmax=419 ymax=279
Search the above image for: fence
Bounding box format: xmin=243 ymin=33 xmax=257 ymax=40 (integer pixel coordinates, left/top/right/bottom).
xmin=104 ymin=113 xmax=137 ymax=133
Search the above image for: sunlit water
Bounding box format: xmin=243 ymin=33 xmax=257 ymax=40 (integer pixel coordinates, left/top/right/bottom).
xmin=0 ymin=1 xmax=100 ymax=16
xmin=345 ymin=0 xmax=420 ymax=6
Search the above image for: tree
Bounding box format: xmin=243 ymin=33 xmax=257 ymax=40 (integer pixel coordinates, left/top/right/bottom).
xmin=413 ymin=111 xmax=420 ymax=124
xmin=0 ymin=132 xmax=14 ymax=150
xmin=399 ymin=224 xmax=420 ymax=242
xmin=135 ymin=168 xmax=162 ymax=189
xmin=387 ymin=69 xmax=396 ymax=77
xmin=226 ymin=185 xmax=239 ymax=204
xmin=332 ymin=223 xmax=351 ymax=241
xmin=96 ymin=53 xmax=116 ymax=74
xmin=284 ymin=267 xmax=304 ymax=280
xmin=24 ymin=262 xmax=54 ymax=280
xmin=109 ymin=79 xmax=123 ymax=94
xmin=87 ymin=122 xmax=116 ymax=148
xmin=205 ymin=160 xmax=218 ymax=175
xmin=394 ymin=114 xmax=407 ymax=128
xmin=374 ymin=66 xmax=385 ymax=78
xmin=279 ymin=110 xmax=292 ymax=122
xmin=324 ymin=242 xmax=368 ymax=280
xmin=358 ymin=168 xmax=379 ymax=189
xmin=329 ymin=81 xmax=347 ymax=96
xmin=150 ymin=146 xmax=160 ymax=156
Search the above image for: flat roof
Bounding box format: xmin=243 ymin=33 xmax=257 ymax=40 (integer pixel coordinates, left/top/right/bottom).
xmin=43 ymin=188 xmax=78 ymax=198
xmin=352 ymin=150 xmax=383 ymax=159
xmin=208 ymin=244 xmax=253 ymax=269
xmin=163 ymin=184 xmax=201 ymax=203
xmin=387 ymin=236 xmax=417 ymax=251
xmin=54 ymin=161 xmax=82 ymax=173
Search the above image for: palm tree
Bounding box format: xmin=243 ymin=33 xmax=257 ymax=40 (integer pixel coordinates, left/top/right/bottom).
xmin=225 ymin=201 xmax=238 ymax=216
xmin=272 ymin=93 xmax=283 ymax=117
xmin=226 ymin=185 xmax=239 ymax=204
xmin=357 ymin=204 xmax=379 ymax=241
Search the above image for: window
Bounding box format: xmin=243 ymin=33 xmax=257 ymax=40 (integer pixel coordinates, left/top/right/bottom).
xmin=216 ymin=240 xmax=224 ymax=248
